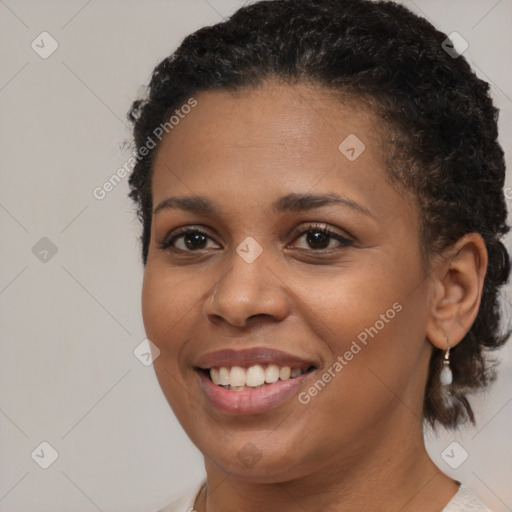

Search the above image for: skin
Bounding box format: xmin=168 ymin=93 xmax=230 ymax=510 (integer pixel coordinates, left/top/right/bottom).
xmin=142 ymin=81 xmax=487 ymax=512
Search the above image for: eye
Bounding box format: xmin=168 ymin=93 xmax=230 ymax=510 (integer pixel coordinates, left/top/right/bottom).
xmin=158 ymin=227 xmax=221 ymax=252
xmin=290 ymin=224 xmax=354 ymax=251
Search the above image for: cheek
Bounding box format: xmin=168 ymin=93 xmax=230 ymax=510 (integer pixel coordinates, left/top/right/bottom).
xmin=289 ymin=256 xmax=410 ymax=342
xmin=141 ymin=266 xmax=203 ymax=415
xmin=141 ymin=265 xmax=199 ymax=359
xmin=291 ymin=256 xmax=429 ymax=394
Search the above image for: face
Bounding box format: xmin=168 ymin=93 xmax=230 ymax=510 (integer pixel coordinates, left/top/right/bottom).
xmin=142 ymin=81 xmax=434 ymax=482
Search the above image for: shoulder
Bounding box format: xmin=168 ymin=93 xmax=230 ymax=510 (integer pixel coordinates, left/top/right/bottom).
xmin=442 ymin=483 xmax=492 ymax=512
xmin=152 ymin=480 xmax=205 ymax=512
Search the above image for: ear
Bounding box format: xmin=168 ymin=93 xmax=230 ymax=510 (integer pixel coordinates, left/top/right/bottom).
xmin=425 ymin=233 xmax=488 ymax=350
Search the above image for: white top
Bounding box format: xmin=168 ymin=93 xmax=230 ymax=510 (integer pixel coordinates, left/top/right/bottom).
xmin=154 ymin=480 xmax=492 ymax=512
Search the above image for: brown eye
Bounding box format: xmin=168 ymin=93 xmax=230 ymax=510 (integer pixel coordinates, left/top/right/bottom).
xmin=181 ymin=231 xmax=209 ymax=250
xmin=158 ymin=228 xmax=220 ymax=252
xmin=292 ymin=225 xmax=354 ymax=251
xmin=305 ymin=229 xmax=331 ymax=249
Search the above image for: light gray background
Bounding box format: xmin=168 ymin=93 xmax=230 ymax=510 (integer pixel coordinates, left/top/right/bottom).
xmin=0 ymin=1 xmax=511 ymax=511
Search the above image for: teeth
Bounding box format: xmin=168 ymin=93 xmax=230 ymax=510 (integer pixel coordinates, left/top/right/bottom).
xmin=218 ymin=367 xmax=230 ymax=385
xmin=265 ymin=364 xmax=280 ymax=383
xmin=279 ymin=366 xmax=291 ymax=380
xmin=245 ymin=365 xmax=265 ymax=387
xmin=210 ymin=367 xmax=220 ymax=383
xmin=290 ymin=367 xmax=302 ymax=378
xmin=229 ymin=366 xmax=246 ymax=387
xmin=209 ymin=364 xmax=310 ymax=388
xmin=210 ymin=367 xmax=230 ymax=386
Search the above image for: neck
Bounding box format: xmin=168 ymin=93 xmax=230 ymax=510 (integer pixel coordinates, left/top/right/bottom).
xmin=195 ymin=418 xmax=458 ymax=512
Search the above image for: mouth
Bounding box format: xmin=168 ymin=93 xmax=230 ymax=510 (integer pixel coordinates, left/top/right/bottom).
xmin=193 ymin=348 xmax=319 ymax=414
xmin=198 ymin=364 xmax=316 ymax=391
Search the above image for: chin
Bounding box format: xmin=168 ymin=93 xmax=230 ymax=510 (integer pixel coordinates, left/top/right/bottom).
xmin=200 ymin=437 xmax=317 ymax=483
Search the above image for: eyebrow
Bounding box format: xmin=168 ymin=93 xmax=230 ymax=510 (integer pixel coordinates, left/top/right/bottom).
xmin=153 ymin=192 xmax=375 ymax=218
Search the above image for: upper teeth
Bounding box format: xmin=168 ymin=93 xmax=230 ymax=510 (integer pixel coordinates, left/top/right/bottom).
xmin=209 ymin=365 xmax=308 ymax=388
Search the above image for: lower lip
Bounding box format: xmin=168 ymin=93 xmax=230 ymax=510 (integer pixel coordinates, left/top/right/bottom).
xmin=196 ymin=370 xmax=313 ymax=415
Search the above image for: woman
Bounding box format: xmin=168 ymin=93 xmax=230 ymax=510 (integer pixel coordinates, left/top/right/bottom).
xmin=127 ymin=1 xmax=509 ymax=510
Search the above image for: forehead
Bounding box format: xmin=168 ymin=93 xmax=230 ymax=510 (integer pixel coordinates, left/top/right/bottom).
xmin=151 ymin=81 xmax=409 ymax=220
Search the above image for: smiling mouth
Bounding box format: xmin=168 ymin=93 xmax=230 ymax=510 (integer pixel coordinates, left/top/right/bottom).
xmin=198 ymin=364 xmax=316 ymax=391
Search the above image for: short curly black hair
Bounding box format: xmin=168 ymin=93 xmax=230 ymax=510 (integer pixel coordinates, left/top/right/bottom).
xmin=127 ymin=0 xmax=510 ymax=429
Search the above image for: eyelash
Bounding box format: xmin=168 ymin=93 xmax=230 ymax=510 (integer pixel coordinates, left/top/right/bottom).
xmin=158 ymin=227 xmax=212 ymax=252
xmin=289 ymin=224 xmax=354 ymax=251
xmin=157 ymin=223 xmax=354 ymax=253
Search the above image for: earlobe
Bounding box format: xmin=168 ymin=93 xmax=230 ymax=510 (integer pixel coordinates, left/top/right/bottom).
xmin=425 ymin=233 xmax=488 ymax=350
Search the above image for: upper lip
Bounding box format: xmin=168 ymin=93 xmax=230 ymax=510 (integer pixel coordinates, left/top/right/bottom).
xmin=194 ymin=347 xmax=318 ymax=370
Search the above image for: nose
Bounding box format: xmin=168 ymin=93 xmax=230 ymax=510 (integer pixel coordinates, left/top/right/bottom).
xmin=204 ymin=249 xmax=290 ymax=329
